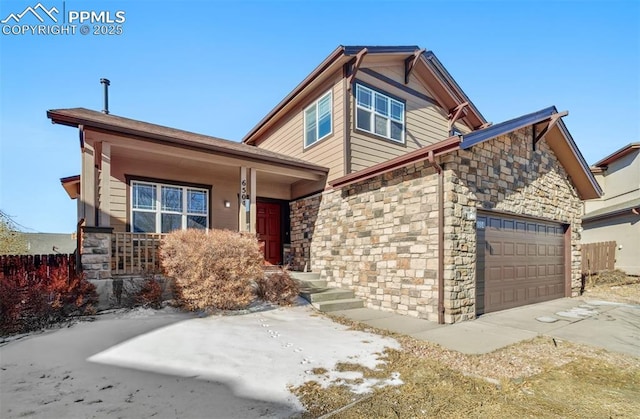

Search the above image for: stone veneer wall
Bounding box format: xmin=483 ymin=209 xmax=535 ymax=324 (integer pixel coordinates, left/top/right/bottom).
xmin=291 ymin=162 xmax=441 ymax=321
xmin=81 ymin=227 xmax=112 ymax=280
xmin=440 ymin=127 xmax=583 ymax=322
xmin=290 ymin=194 xmax=322 ymax=272
xmin=290 ymin=127 xmax=583 ymax=324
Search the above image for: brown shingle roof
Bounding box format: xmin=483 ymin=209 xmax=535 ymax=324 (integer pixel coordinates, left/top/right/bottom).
xmin=47 ymin=108 xmax=328 ymax=173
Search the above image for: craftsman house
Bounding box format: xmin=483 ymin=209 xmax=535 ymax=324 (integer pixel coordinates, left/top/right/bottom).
xmin=582 ymin=143 xmax=640 ymax=275
xmin=49 ymin=45 xmax=601 ymax=323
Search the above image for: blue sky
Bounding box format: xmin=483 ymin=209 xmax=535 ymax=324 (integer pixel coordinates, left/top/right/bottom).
xmin=0 ymin=0 xmax=638 ymax=233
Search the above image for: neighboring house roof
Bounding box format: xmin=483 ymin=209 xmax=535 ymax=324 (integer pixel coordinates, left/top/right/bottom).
xmin=242 ymin=45 xmax=487 ymax=145
xmin=330 ymin=107 xmax=602 ymax=200
xmin=23 ymin=233 xmax=76 ymax=255
xmin=591 ymin=142 xmax=640 ymax=168
xmin=47 ymin=108 xmax=329 ymax=175
xmin=583 ymin=197 xmax=640 ymax=222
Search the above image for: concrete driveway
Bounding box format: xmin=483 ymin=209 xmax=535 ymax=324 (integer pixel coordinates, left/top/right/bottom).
xmin=335 ymin=297 xmax=640 ymax=356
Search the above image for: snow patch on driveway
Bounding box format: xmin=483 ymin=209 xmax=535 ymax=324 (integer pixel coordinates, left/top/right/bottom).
xmin=88 ymin=304 xmax=401 ymax=408
xmin=555 ymin=307 xmax=599 ymax=319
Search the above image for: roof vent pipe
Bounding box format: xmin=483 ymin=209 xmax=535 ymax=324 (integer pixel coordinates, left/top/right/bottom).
xmin=100 ymin=78 xmax=110 ymax=114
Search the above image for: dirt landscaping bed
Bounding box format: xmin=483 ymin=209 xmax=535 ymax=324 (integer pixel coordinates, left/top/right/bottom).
xmin=582 ymin=271 xmax=640 ymax=305
xmin=294 ymin=280 xmax=640 ymax=418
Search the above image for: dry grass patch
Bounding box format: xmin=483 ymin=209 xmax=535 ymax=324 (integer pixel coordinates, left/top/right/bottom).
xmin=582 ymin=272 xmax=640 ymax=304
xmin=294 ymin=344 xmax=640 ymax=418
xmin=292 ymin=311 xmax=640 ymax=418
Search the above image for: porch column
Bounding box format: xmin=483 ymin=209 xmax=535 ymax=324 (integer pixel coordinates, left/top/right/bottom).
xmin=80 ymin=143 xmax=96 ymax=227
xmin=238 ymin=167 xmax=257 ymax=233
xmin=80 ymin=141 xmax=112 ymax=282
xmin=249 ymin=168 xmax=257 ymax=233
xmin=239 ymin=167 xmax=248 ymax=231
xmin=97 ymin=142 xmax=111 ymax=227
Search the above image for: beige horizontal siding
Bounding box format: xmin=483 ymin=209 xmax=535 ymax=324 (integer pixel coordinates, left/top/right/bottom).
xmin=349 ymin=64 xmax=451 ymax=172
xmin=255 ymin=70 xmax=345 ymax=182
xmin=109 ymin=173 xmax=127 ymax=233
xmin=109 ymin=155 xmax=246 ymax=233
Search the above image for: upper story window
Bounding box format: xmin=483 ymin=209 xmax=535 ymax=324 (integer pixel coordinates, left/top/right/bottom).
xmin=131 ymin=180 xmax=208 ymax=233
xmin=355 ymin=84 xmax=405 ymax=143
xmin=304 ymin=90 xmax=332 ymax=148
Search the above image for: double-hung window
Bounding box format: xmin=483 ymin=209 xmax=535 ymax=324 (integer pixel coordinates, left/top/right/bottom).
xmin=131 ymin=180 xmax=208 ymax=233
xmin=355 ymin=84 xmax=405 ymax=143
xmin=304 ymin=90 xmax=332 ymax=148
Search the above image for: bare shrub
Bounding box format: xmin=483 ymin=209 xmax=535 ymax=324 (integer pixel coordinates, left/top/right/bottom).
xmin=134 ymin=279 xmax=164 ymax=309
xmin=256 ymin=268 xmax=299 ymax=306
xmin=0 ymin=263 xmax=97 ymax=335
xmin=160 ymin=229 xmax=264 ymax=311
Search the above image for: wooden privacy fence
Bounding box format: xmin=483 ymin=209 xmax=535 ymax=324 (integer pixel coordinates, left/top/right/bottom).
xmin=581 ymin=241 xmax=616 ymax=274
xmin=0 ymin=254 xmax=76 ymax=279
xmin=112 ymin=232 xmax=165 ymax=275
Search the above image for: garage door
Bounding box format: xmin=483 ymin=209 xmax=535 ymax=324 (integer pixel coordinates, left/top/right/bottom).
xmin=476 ymin=211 xmax=566 ymax=315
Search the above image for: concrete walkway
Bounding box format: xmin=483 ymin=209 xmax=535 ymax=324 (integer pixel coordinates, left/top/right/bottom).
xmin=332 ymin=297 xmax=640 ymax=356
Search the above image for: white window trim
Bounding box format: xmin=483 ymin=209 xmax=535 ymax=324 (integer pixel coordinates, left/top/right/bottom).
xmin=303 ymin=90 xmax=333 ymax=149
xmin=131 ymin=180 xmax=209 ymax=233
xmin=355 ymin=83 xmax=405 ymax=144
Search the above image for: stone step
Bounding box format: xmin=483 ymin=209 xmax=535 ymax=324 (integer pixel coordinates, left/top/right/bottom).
xmin=300 ymin=288 xmax=355 ymax=303
xmin=312 ymin=298 xmax=365 ymax=312
xmin=289 ymin=271 xmax=321 ymax=281
xmin=297 ymin=279 xmax=328 ymax=289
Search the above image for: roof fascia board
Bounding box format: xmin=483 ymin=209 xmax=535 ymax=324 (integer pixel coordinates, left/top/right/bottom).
xmin=422 ymin=51 xmax=487 ymax=126
xmin=583 ymin=206 xmax=640 ymax=222
xmin=343 ymin=46 xmax=419 ymax=55
xmin=556 ymin=119 xmax=604 ymax=197
xmin=60 ymin=175 xmax=80 ymax=199
xmin=242 ymin=46 xmax=346 ymax=144
xmin=461 ymin=106 xmax=558 ymax=149
xmin=592 ymin=142 xmax=640 ymax=167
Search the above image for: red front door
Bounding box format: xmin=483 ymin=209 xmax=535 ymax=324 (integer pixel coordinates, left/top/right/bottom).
xmin=257 ymin=202 xmax=282 ymax=265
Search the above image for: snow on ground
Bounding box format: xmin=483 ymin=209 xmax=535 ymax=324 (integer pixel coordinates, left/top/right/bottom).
xmin=88 ymin=303 xmax=402 ymax=409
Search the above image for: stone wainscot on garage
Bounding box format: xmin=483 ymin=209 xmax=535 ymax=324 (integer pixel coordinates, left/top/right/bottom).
xmin=290 ymin=108 xmax=601 ymax=324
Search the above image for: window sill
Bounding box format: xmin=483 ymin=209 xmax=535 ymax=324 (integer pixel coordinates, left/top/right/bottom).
xmin=303 ymin=131 xmax=335 ymax=152
xmin=353 ymin=128 xmax=406 ymax=147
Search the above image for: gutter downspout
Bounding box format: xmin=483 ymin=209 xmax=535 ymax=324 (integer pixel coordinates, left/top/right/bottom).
xmin=427 ymin=151 xmax=445 ymax=324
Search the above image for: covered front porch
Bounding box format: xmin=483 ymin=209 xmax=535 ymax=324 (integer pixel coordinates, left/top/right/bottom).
xmin=50 ymin=108 xmax=328 ymax=280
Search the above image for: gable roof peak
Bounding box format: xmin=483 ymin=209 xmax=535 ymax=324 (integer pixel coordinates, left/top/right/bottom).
xmin=342 ymin=45 xmax=422 ymax=55
xmin=242 ymin=44 xmax=487 ymax=144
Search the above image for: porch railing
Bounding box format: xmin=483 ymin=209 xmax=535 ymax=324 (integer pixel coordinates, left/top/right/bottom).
xmin=112 ymin=232 xmax=165 ymax=275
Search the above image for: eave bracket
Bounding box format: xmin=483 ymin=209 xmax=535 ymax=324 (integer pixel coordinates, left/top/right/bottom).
xmin=533 ymin=111 xmax=568 ymax=150
xmin=404 ymin=48 xmax=425 ymax=84
xmin=347 ymin=48 xmax=368 ymax=91
xmin=448 ymin=102 xmax=469 ymax=135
